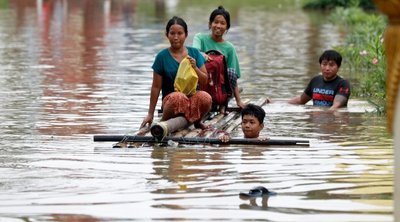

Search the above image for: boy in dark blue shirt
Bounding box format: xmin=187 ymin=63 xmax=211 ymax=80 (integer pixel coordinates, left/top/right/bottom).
xmin=288 ymin=50 xmax=351 ymax=110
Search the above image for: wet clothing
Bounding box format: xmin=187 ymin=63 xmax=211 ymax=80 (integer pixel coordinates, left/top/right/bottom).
xmin=193 ymin=33 xmax=241 ymax=78
xmin=152 ymin=46 xmax=205 ymax=99
xmin=152 ymin=46 xmax=211 ymax=123
xmin=162 ymin=91 xmax=212 ymax=123
xmin=304 ymin=75 xmax=351 ymax=107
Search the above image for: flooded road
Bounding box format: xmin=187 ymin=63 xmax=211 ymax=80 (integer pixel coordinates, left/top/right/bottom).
xmin=0 ymin=0 xmax=393 ymax=221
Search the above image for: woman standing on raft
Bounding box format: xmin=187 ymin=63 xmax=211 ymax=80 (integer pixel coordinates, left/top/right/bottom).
xmin=141 ymin=16 xmax=212 ymax=130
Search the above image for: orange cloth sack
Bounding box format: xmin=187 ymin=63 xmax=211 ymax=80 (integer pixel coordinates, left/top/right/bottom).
xmin=174 ymin=57 xmax=198 ymax=96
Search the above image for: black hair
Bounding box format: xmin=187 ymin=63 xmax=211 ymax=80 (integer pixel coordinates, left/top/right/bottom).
xmin=165 ymin=16 xmax=188 ymax=36
xmin=241 ymin=104 xmax=265 ymax=124
xmin=209 ymin=6 xmax=231 ymax=30
xmin=319 ymin=49 xmax=342 ymax=67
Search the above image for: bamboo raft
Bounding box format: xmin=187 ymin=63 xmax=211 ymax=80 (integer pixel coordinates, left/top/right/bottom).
xmin=93 ymin=97 xmax=310 ymax=147
xmin=94 ymin=135 xmax=310 ymax=146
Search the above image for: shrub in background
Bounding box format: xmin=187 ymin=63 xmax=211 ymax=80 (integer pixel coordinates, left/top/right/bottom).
xmin=303 ymin=0 xmax=375 ymax=10
xmin=330 ymin=7 xmax=387 ymax=113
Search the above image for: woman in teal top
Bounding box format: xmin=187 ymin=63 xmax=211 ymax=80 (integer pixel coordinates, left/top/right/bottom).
xmin=141 ymin=16 xmax=212 ymax=130
xmin=193 ymin=6 xmax=245 ymax=111
xmin=152 ymin=46 xmax=205 ymax=99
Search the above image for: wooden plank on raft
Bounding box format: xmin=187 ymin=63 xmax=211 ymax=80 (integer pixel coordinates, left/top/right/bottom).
xmin=93 ymin=135 xmax=310 ymax=146
xmin=184 ymin=98 xmax=252 ymax=138
xmin=200 ymin=111 xmax=239 ymax=138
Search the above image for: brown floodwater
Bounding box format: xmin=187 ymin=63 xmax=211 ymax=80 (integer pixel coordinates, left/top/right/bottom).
xmin=0 ymin=0 xmax=393 ymax=221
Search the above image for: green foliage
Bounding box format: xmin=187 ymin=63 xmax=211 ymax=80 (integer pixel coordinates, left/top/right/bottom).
xmin=0 ymin=0 xmax=9 ymax=9
xmin=303 ymin=0 xmax=375 ymax=10
xmin=330 ymin=7 xmax=387 ymax=113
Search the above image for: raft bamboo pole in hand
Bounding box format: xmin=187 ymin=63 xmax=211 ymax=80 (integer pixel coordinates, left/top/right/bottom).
xmin=93 ymin=135 xmax=310 ymax=146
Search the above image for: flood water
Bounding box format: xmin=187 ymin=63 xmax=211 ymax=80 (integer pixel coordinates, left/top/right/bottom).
xmin=0 ymin=0 xmax=393 ymax=221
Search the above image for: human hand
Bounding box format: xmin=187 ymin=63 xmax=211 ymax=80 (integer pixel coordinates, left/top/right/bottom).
xmin=201 ymin=52 xmax=212 ymax=62
xmin=219 ymin=134 xmax=230 ymax=143
xmin=258 ymin=136 xmax=270 ymax=141
xmin=187 ymin=56 xmax=197 ymax=68
xmin=140 ymin=114 xmax=153 ymax=129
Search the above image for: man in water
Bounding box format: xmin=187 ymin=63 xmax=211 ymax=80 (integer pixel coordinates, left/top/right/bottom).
xmin=288 ymin=49 xmax=351 ymax=110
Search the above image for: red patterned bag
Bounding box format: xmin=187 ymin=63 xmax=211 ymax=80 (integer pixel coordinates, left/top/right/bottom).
xmin=201 ymin=50 xmax=232 ymax=106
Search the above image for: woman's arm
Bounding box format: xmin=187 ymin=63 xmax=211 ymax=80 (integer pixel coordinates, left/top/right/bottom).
xmin=141 ymin=73 xmax=162 ymax=128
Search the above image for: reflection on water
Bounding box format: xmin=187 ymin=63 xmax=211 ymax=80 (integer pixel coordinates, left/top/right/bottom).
xmin=37 ymin=0 xmax=109 ymax=136
xmin=0 ymin=0 xmax=393 ymax=221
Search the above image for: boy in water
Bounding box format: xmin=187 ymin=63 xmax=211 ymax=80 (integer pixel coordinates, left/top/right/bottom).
xmin=219 ymin=103 xmax=267 ymax=142
xmin=288 ymin=49 xmax=351 ymax=110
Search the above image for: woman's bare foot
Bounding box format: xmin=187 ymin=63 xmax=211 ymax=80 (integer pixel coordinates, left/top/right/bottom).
xmin=219 ymin=105 xmax=226 ymax=114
